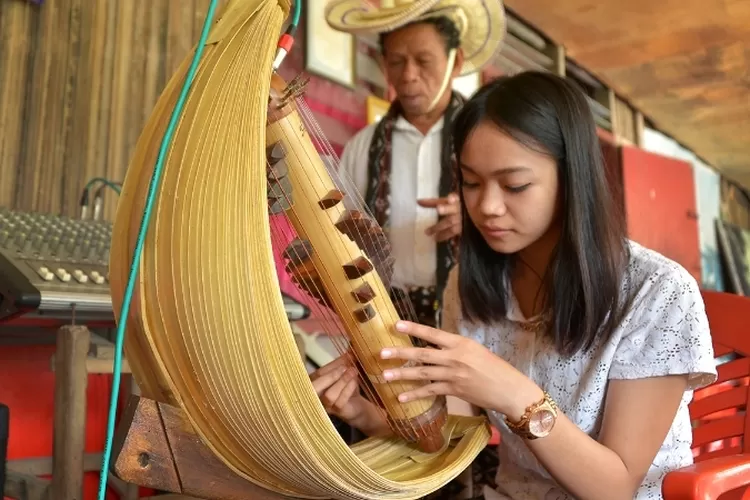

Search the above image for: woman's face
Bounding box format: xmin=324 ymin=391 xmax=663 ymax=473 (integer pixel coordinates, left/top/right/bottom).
xmin=459 ymin=120 xmax=560 ymax=254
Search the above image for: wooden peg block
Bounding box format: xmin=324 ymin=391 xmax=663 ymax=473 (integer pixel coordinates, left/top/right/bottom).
xmin=267 ymin=175 xmax=292 ymax=198
xmin=318 ymin=189 xmax=345 ymax=209
xmin=351 ymin=283 xmax=376 ymax=303
xmin=342 ymin=256 xmax=373 ymax=279
xmin=267 ymin=159 xmax=289 ymax=182
xmin=282 ymin=238 xmax=313 ymax=266
xmin=268 ymin=197 xmax=292 ymax=214
xmin=353 ymin=304 xmax=376 ymax=323
xmin=266 ymin=141 xmax=286 ymax=165
xmin=335 ymin=210 xmax=373 ymax=237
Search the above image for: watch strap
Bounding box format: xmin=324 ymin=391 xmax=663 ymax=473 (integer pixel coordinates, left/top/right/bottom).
xmin=504 ymin=391 xmax=558 ymax=440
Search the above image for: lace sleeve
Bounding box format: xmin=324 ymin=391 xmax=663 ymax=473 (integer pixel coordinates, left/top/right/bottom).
xmin=609 ymin=268 xmax=717 ymax=391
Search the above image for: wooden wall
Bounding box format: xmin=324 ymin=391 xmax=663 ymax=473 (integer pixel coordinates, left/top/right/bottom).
xmin=0 ymin=0 xmax=381 ymax=222
xmin=0 ymin=0 xmax=221 ymax=220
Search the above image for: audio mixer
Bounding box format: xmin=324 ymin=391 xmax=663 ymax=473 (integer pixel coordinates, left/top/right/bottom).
xmin=0 ymin=208 xmax=310 ymax=323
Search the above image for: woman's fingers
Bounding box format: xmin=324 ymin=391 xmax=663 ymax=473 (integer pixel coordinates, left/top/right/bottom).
xmin=310 ymin=353 xmax=351 ymax=381
xmin=396 ymin=382 xmax=452 ymax=403
xmin=312 ymin=366 xmax=348 ymax=396
xmin=333 ymin=375 xmax=359 ymax=412
xmin=383 ymin=365 xmax=453 ymax=382
xmin=321 ymin=368 xmax=358 ymax=409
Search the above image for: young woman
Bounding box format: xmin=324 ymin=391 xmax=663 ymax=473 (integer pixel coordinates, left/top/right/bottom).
xmin=311 ymin=71 xmax=717 ymax=500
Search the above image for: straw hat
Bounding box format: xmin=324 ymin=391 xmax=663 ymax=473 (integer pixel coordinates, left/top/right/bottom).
xmin=324 ymin=0 xmax=506 ymax=75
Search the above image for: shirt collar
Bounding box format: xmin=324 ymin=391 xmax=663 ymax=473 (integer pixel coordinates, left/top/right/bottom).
xmin=393 ymin=115 xmax=444 ymax=135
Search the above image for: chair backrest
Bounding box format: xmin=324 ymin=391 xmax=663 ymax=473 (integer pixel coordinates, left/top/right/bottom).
xmin=690 ymin=290 xmax=750 ymax=461
xmin=0 ymin=403 xmax=7 ymax=499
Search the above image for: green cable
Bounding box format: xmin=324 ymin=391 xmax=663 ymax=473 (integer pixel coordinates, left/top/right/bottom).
xmin=291 ymin=0 xmax=301 ymax=28
xmin=85 ymin=177 xmax=122 ymax=195
xmin=96 ymin=0 xmax=219 ymax=498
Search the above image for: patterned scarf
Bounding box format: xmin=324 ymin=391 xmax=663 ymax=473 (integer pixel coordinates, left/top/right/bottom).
xmin=364 ymin=91 xmax=466 ymax=319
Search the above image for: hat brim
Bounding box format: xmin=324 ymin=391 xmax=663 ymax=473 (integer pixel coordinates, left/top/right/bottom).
xmin=324 ymin=0 xmax=506 ymax=76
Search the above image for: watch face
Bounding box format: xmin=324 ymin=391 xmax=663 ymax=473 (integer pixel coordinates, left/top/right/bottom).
xmin=529 ymin=409 xmax=556 ymax=437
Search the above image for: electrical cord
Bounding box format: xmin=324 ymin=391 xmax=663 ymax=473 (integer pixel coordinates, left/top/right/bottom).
xmin=95 ymin=1 xmax=220 ymax=497
xmin=96 ymin=1 xmax=301 ymax=497
xmin=273 ymin=0 xmax=301 ymax=69
xmin=79 ymin=177 xmax=121 ymax=219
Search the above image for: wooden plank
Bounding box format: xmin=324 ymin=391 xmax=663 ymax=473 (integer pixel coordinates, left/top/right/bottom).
xmin=88 ymin=332 xmax=115 ymax=359
xmin=51 ymin=324 xmax=90 ymax=500
xmin=8 ymin=453 xmax=102 ymax=476
xmin=112 ymin=396 xmax=293 ymax=499
xmin=50 ymin=352 xmax=132 ymax=374
xmin=5 ymin=471 xmax=50 ymax=500
xmin=634 ymin=110 xmax=645 ymax=147
xmin=0 ymin=1 xmax=218 ymax=220
xmin=0 ymin=2 xmax=33 ymax=210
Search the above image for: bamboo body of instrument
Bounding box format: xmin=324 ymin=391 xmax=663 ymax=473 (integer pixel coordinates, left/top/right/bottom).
xmin=266 ymin=75 xmax=446 ymax=453
xmin=109 ymin=2 xmax=491 ymax=498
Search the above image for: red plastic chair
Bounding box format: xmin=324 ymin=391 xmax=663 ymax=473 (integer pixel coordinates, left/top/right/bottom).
xmin=663 ymin=290 xmax=750 ymax=500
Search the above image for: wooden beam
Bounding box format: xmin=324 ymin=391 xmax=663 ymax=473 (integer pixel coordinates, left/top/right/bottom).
xmin=634 ymin=110 xmax=645 ymax=147
xmin=8 ymin=454 xmax=102 ymax=476
xmin=51 ymin=325 xmax=90 ymax=500
xmin=550 ymin=44 xmax=565 ymax=76
xmin=5 ymin=471 xmax=50 ymax=500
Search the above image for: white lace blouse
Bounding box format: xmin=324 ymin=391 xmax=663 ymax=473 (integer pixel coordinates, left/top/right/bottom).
xmin=440 ymin=241 xmax=718 ymax=499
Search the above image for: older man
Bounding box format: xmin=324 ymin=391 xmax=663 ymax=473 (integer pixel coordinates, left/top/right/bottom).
xmin=326 ymin=0 xmax=506 ymax=328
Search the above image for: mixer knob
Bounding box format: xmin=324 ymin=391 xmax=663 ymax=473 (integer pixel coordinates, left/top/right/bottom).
xmin=49 ymin=236 xmax=61 ymax=254
xmin=14 ymin=232 xmax=28 ymax=248
xmin=20 ymin=239 xmax=33 ymax=255
xmin=90 ymin=270 xmax=105 ymax=284
xmin=55 ymin=268 xmax=71 ymax=282
xmin=66 ymin=239 xmax=78 ymax=252
xmin=73 ymin=269 xmax=88 ymax=283
xmin=77 ymin=243 xmax=89 ymax=260
xmin=0 ymin=231 xmax=9 ymax=247
xmin=36 ymin=266 xmax=54 ymax=281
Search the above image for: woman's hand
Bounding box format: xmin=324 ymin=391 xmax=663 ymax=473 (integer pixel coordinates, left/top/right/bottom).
xmin=310 ymin=354 xmax=392 ymax=437
xmin=381 ymin=321 xmax=542 ymax=418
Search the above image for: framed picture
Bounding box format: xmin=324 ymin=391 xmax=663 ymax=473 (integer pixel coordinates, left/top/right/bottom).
xmin=366 ymin=95 xmax=391 ymax=124
xmin=304 ymin=0 xmax=356 ymax=88
xmin=716 ymin=219 xmax=750 ymax=296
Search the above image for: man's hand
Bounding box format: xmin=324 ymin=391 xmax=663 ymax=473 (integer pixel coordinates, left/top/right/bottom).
xmin=418 ymin=193 xmax=462 ymax=242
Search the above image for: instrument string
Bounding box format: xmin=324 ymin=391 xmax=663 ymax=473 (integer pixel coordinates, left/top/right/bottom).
xmin=265 ymin=146 xmax=412 ymax=419
xmin=265 ymin=100 xmax=432 ymax=437
xmin=269 ymin=216 xmax=388 ymax=419
xmin=293 ymin=94 xmax=433 ymax=438
xmin=295 ymin=98 xmax=397 ymax=286
xmin=294 ymin=98 xmax=420 ymax=325
xmin=295 ymin=97 xmax=429 ymax=357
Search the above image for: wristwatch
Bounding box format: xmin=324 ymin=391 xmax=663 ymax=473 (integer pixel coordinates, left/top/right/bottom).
xmin=504 ymin=391 xmax=559 ymax=440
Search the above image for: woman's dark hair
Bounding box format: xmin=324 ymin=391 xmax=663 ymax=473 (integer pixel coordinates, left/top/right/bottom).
xmin=452 ymin=71 xmax=630 ymax=356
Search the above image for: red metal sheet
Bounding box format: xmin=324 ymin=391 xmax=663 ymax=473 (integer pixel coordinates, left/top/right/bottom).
xmin=620 ymin=145 xmax=702 ymax=283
